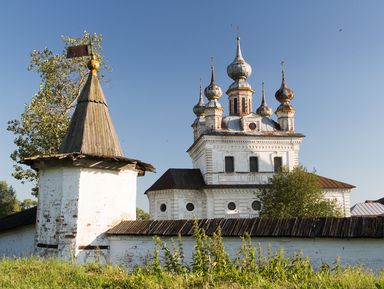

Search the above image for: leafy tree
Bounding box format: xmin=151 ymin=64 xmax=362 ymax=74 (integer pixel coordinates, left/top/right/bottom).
xmin=0 ymin=181 xmax=20 ymax=217
xmin=136 ymin=208 xmax=150 ymax=220
xmin=7 ymin=32 xmax=108 ymax=196
xmin=259 ymin=166 xmax=341 ymax=218
xmin=19 ymin=198 xmax=38 ymax=210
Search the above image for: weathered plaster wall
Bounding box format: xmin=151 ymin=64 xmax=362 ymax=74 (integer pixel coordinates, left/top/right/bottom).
xmin=0 ymin=225 xmax=35 ymax=257
xmin=109 ymin=235 xmax=384 ymax=271
xmin=36 ymin=166 xmax=138 ymax=262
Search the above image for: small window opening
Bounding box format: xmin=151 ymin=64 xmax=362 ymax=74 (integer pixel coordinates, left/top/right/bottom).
xmin=252 ymin=200 xmax=261 ymax=211
xmin=225 ymin=156 xmax=234 ymax=173
xmin=233 ymin=98 xmax=238 ymax=114
xmin=186 ymin=203 xmax=195 ymax=211
xmin=250 ymin=157 xmax=259 ymax=172
xmin=227 ymin=202 xmax=236 ymax=211
xmin=274 ymin=157 xmax=283 ymax=172
xmin=160 ymin=203 xmax=167 ymax=212
xmin=242 ymin=97 xmax=246 ymax=113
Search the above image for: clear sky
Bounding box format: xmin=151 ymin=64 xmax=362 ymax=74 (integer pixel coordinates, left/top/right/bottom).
xmin=0 ymin=0 xmax=383 ymax=210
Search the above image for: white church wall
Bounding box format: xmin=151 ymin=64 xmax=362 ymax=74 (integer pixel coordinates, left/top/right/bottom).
xmin=189 ymin=135 xmax=302 ymax=186
xmin=148 ymin=190 xmax=206 ymax=220
xmin=0 ymin=225 xmax=35 ymax=257
xmin=109 ymin=235 xmax=384 ymax=271
xmin=323 ymin=189 xmax=351 ymax=217
xmin=205 ymin=189 xmax=261 ymax=218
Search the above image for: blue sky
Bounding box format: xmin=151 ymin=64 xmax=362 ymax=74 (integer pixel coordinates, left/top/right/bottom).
xmin=0 ymin=0 xmax=383 ymax=210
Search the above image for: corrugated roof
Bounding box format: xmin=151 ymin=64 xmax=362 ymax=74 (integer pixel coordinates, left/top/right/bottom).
xmin=146 ymin=169 xmax=355 ymax=192
xmin=0 ymin=207 xmax=37 ymax=233
xmin=59 ymin=73 xmax=124 ymax=158
xmin=108 ymin=217 xmax=384 ymax=238
xmin=351 ymin=203 xmax=384 ymax=216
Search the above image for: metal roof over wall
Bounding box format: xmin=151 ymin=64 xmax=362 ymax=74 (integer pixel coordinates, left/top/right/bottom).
xmin=108 ymin=217 xmax=384 ymax=238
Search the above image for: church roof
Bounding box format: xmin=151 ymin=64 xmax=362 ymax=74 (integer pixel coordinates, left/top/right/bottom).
xmin=146 ymin=169 xmax=205 ymax=192
xmin=59 ymin=72 xmax=124 ymax=157
xmin=146 ymin=168 xmax=355 ymax=192
xmin=0 ymin=206 xmax=36 ymax=233
xmin=351 ymin=203 xmax=384 ymax=216
xmin=108 ymin=216 xmax=384 ymax=238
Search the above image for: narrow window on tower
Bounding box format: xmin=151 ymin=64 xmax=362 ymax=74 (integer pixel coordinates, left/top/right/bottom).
xmin=274 ymin=157 xmax=283 ymax=172
xmin=242 ymin=97 xmax=246 ymax=113
xmin=225 ymin=156 xmax=234 ymax=173
xmin=233 ymin=98 xmax=238 ymax=114
xmin=250 ymin=156 xmax=258 ymax=172
xmin=229 ymin=99 xmax=232 ymax=114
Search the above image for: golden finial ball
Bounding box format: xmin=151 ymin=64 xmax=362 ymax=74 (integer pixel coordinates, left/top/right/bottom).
xmin=87 ymin=57 xmax=100 ymax=74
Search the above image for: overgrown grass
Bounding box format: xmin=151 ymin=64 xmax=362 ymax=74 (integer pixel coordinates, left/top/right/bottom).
xmin=1 ymin=257 xmax=383 ymax=289
xmin=1 ymin=221 xmax=384 ymax=288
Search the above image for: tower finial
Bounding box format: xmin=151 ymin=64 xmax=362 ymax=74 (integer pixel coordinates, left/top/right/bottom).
xmin=199 ymin=78 xmax=203 ymax=101
xmin=210 ymin=57 xmax=215 ymax=84
xmin=87 ymin=33 xmax=100 ymax=76
xmin=281 ymin=60 xmax=285 ymax=82
xmin=236 ymin=34 xmax=243 ymax=59
xmin=262 ymin=81 xmax=266 ymax=104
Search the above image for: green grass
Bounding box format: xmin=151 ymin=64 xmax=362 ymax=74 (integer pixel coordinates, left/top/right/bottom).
xmin=0 ymin=257 xmax=383 ymax=289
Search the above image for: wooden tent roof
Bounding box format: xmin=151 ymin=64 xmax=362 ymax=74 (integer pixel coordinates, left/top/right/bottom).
xmin=59 ymin=73 xmax=124 ymax=157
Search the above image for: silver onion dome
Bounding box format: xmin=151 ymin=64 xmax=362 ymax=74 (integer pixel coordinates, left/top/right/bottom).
xmin=193 ymin=79 xmax=206 ymax=117
xmin=275 ymin=61 xmax=294 ymax=103
xmin=227 ymin=36 xmax=252 ymax=81
xmin=256 ymin=82 xmax=273 ymax=117
xmin=204 ymin=65 xmax=223 ymax=100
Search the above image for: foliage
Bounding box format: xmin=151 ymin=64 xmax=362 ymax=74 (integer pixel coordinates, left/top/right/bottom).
xmin=0 ymin=181 xmax=20 ymax=217
xmin=7 ymin=32 xmax=109 ymax=197
xmin=259 ymin=165 xmax=342 ymax=218
xmin=136 ymin=208 xmax=150 ymax=220
xmin=19 ymin=198 xmax=38 ymax=210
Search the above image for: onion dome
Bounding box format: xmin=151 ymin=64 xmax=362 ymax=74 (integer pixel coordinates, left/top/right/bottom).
xmin=204 ymin=64 xmax=223 ymax=100
xmin=227 ymin=36 xmax=252 ymax=80
xmin=275 ymin=61 xmax=294 ymax=103
xmin=193 ymin=79 xmax=205 ymax=117
xmin=256 ymin=82 xmax=273 ymax=117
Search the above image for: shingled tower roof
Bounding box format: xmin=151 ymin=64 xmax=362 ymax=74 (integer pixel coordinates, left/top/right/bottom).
xmin=23 ymin=53 xmax=155 ymax=175
xmin=59 ymin=71 xmax=124 ymax=157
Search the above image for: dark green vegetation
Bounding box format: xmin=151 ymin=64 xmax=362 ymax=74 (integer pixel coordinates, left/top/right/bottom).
xmin=260 ymin=166 xmax=341 ymax=218
xmin=0 ymin=181 xmax=19 ymax=217
xmin=1 ymin=222 xmax=383 ymax=289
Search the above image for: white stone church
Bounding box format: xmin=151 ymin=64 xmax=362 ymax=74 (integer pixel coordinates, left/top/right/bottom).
xmin=1 ymin=38 xmax=383 ymax=270
xmin=146 ymin=37 xmax=354 ymax=220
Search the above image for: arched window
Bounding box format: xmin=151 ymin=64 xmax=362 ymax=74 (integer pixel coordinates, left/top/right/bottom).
xmin=233 ymin=98 xmax=238 ymax=114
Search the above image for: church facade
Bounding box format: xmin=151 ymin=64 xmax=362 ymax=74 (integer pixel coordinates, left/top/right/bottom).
xmin=146 ymin=37 xmax=354 ymax=220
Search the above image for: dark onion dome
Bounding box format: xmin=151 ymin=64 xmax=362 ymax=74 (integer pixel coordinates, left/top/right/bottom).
xmin=204 ymin=64 xmax=223 ymax=100
xmin=275 ymin=61 xmax=294 ymax=103
xmin=227 ymin=36 xmax=252 ymax=81
xmin=256 ymin=82 xmax=273 ymax=117
xmin=193 ymin=79 xmax=205 ymax=117
xmin=275 ymin=102 xmax=296 ymax=114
